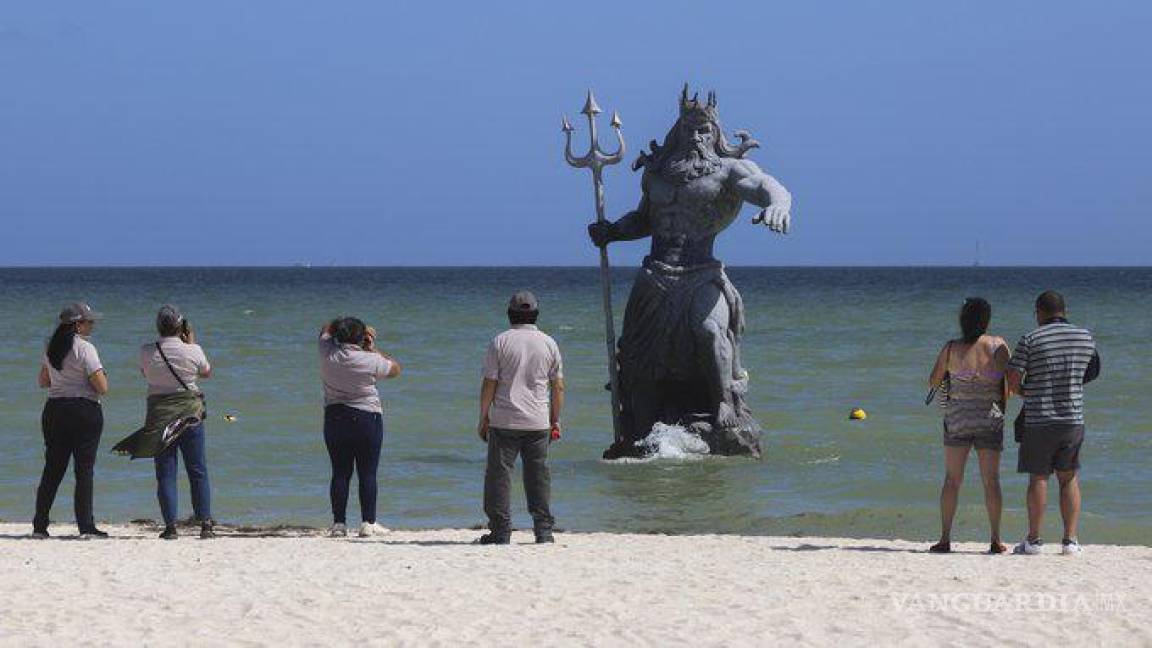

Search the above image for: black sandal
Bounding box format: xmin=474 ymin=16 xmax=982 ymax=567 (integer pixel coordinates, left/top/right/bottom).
xmin=929 ymin=541 xmax=951 ymax=553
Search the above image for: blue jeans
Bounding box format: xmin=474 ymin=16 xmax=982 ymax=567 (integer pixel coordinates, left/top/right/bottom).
xmin=153 ymin=422 xmax=211 ymax=526
xmin=323 ymin=404 xmax=384 ymax=525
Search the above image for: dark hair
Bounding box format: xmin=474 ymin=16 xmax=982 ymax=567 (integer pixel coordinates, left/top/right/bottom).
xmin=507 ymin=308 xmax=539 ymax=326
xmin=1035 ymin=290 xmax=1065 ymax=316
xmin=46 ymin=323 xmax=77 ymax=371
xmin=157 ymin=319 xmax=183 ymax=337
xmin=959 ymin=297 xmax=991 ymax=344
xmin=332 ymin=317 xmax=367 ymax=346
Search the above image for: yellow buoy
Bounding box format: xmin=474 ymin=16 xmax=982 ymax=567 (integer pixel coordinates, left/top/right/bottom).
xmin=223 ymin=414 xmax=237 ymax=422
xmin=849 ymin=408 xmax=867 ymax=421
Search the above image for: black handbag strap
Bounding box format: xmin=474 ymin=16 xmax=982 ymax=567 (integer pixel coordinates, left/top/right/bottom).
xmin=156 ymin=341 xmax=192 ymax=392
xmin=926 ymin=342 xmax=954 ymax=407
xmin=938 ymin=342 xmax=954 ymax=407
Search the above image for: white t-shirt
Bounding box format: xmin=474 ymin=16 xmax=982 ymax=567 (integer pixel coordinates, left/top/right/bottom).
xmin=483 ymin=325 xmax=563 ymax=430
xmin=319 ymin=333 xmax=393 ymax=414
xmin=139 ymin=337 xmax=211 ymax=396
xmin=44 ymin=335 xmax=104 ymax=401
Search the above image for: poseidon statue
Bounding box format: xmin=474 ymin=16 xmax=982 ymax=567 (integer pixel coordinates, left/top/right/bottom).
xmin=589 ymin=85 xmax=792 ymax=459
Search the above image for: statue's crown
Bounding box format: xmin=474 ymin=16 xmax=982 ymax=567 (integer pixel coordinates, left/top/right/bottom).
xmin=679 ymin=84 xmax=718 ymax=122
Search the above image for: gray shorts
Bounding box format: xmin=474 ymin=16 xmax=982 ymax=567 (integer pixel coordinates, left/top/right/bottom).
xmin=1017 ymin=424 xmax=1084 ymax=475
xmin=943 ymin=421 xmax=1004 ymax=451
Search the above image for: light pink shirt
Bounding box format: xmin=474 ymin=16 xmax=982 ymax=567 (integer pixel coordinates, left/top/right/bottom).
xmin=483 ymin=325 xmax=563 ymax=431
xmin=140 ymin=337 xmax=211 ymax=396
xmin=319 ymin=333 xmax=393 ymax=414
xmin=44 ymin=335 xmax=103 ymax=401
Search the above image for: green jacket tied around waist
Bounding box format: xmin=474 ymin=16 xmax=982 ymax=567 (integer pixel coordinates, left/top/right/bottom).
xmin=112 ymin=391 xmax=205 ymax=459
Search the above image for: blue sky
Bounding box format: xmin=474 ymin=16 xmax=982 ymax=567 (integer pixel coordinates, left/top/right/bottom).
xmin=2 ymin=1 xmax=1149 ymax=266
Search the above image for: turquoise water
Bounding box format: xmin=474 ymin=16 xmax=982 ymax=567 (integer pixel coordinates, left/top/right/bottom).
xmin=0 ymin=267 xmax=1148 ymax=544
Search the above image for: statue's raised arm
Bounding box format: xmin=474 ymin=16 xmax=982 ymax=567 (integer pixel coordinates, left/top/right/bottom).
xmin=731 ymin=158 xmax=792 ymax=235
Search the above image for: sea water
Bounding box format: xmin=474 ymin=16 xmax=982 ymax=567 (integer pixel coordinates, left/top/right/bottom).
xmin=0 ymin=267 xmax=1148 ymax=544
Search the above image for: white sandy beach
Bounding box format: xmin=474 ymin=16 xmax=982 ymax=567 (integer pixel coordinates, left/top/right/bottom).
xmin=0 ymin=523 xmax=1148 ymax=647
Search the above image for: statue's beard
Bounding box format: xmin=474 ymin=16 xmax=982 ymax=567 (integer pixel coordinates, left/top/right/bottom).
xmin=663 ymin=144 xmax=720 ymax=184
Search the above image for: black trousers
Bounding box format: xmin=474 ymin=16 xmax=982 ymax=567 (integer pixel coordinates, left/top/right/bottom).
xmin=34 ymin=398 xmax=103 ymax=530
xmin=483 ymin=427 xmax=553 ymax=533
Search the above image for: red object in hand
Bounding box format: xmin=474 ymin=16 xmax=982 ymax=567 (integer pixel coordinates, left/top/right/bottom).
xmin=550 ymin=424 xmax=561 ymax=441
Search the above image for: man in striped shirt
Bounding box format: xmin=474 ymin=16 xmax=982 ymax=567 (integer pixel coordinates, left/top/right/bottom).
xmin=1007 ymin=291 xmax=1101 ymax=556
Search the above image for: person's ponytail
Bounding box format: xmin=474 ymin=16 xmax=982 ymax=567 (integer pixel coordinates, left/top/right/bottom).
xmin=46 ymin=323 xmax=77 ymax=370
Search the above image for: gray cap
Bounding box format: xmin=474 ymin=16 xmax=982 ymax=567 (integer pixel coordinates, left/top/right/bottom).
xmin=59 ymin=302 xmax=101 ymax=323
xmin=156 ymin=304 xmax=184 ymax=333
xmin=508 ymin=290 xmax=539 ymax=311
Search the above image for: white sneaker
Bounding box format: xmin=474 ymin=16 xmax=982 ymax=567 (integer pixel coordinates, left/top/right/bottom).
xmin=1013 ymin=537 xmax=1043 ymax=555
xmin=359 ymin=522 xmax=390 ymax=537
xmin=1062 ymin=539 xmax=1083 ymax=556
xmin=328 ymin=523 xmax=347 ymax=538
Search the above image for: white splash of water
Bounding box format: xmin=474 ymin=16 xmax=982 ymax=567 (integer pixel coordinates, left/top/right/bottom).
xmin=632 ymin=423 xmax=711 ymax=460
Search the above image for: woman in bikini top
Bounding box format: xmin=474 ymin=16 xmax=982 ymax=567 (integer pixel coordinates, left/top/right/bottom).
xmin=927 ymin=297 xmax=1011 ymax=555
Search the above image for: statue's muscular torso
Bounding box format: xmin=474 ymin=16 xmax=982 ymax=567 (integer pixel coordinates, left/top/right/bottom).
xmin=643 ymin=160 xmax=744 ymax=266
xmin=592 ymin=155 xmax=790 ymax=264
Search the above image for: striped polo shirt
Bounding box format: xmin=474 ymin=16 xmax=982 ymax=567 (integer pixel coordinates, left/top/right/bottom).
xmin=1008 ymin=320 xmax=1097 ymax=426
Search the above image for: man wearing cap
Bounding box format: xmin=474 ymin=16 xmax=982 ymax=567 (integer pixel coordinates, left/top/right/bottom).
xmin=477 ymin=291 xmax=565 ymax=544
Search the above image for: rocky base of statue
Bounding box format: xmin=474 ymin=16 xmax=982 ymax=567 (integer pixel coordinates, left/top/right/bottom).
xmin=602 ymin=410 xmax=762 ymax=460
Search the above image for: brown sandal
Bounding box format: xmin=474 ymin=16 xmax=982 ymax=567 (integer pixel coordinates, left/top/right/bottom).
xmin=988 ymin=541 xmax=1007 ymax=554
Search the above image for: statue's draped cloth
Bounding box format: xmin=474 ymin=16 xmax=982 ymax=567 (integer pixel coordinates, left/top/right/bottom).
xmin=616 ymin=257 xmax=749 ymax=441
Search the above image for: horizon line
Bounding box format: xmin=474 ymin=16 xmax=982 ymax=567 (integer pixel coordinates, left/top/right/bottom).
xmin=0 ymin=264 xmax=1149 ymax=270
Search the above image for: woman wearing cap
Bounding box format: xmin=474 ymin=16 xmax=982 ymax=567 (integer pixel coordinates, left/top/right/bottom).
xmin=318 ymin=317 xmax=402 ymax=537
xmin=137 ymin=305 xmax=214 ymax=540
xmin=33 ymin=303 xmax=109 ymax=539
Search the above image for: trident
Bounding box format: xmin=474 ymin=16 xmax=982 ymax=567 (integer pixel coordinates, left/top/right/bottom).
xmin=563 ymin=89 xmax=626 ymax=446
